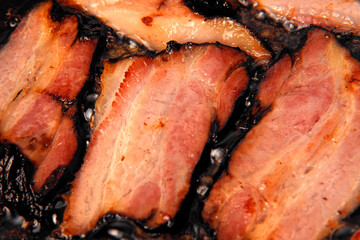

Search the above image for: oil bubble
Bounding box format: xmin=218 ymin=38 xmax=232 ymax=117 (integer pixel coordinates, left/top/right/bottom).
xmin=9 ymin=17 xmax=19 ymax=28
xmin=284 ymin=21 xmax=298 ymax=31
xmin=108 ymin=228 xmax=124 ymax=239
xmin=197 ymin=185 xmax=209 ymax=197
xmin=31 ymin=219 xmax=41 ymax=233
xmin=52 ymin=213 xmax=58 ymax=225
xmin=84 ymin=108 xmax=94 ymax=121
xmin=210 ymin=148 xmax=224 ymax=165
xmin=255 ymin=11 xmax=266 ymax=21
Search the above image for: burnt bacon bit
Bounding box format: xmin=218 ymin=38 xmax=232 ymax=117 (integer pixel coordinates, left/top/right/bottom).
xmin=141 ymin=16 xmax=153 ymax=26
xmin=57 ymin=0 xmax=271 ymax=63
xmin=0 ymin=1 xmax=96 ymax=192
xmin=245 ymin=0 xmax=360 ymax=35
xmin=103 ymin=26 xmax=154 ymax=61
xmin=336 ymin=34 xmax=360 ymax=62
xmin=184 ymin=0 xmax=236 ymax=18
xmin=1 ymin=2 xmax=360 ymax=240
xmin=203 ymin=29 xmax=360 ymax=240
xmin=185 ymin=0 xmax=310 ymax=60
xmin=0 ymin=0 xmax=44 ymax=47
xmin=60 ymin=44 xmax=248 ymax=236
xmin=0 ymin=143 xmax=72 ymax=239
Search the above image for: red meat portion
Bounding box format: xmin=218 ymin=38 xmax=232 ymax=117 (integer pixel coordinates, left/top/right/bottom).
xmin=247 ymin=0 xmax=360 ymax=34
xmin=203 ymin=29 xmax=360 ymax=240
xmin=57 ymin=0 xmax=270 ymax=62
xmin=61 ymin=44 xmax=248 ymax=236
xmin=0 ymin=1 xmax=96 ymax=190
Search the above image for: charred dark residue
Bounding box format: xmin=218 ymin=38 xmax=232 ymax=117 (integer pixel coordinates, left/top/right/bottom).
xmin=234 ymin=6 xmax=309 ymax=58
xmin=105 ymin=27 xmax=155 ymax=62
xmin=0 ymin=122 xmax=86 ymax=238
xmin=49 ymin=0 xmax=70 ymax=22
xmin=185 ymin=0 xmax=309 ymax=60
xmin=329 ymin=225 xmax=359 ymax=240
xmin=0 ymin=1 xmax=100 ymax=238
xmin=336 ymin=34 xmax=360 ymax=62
xmin=51 ymin=1 xmax=103 ymax=43
xmin=0 ymin=0 xmax=43 ymax=48
xmin=184 ymin=0 xmax=235 ymax=19
xmin=87 ymin=215 xmax=164 ymax=240
xmin=326 ymin=207 xmax=360 ymax=240
xmin=0 ymin=143 xmax=60 ymax=239
xmin=1 ymin=0 xmax=360 ymax=240
xmin=165 ymin=41 xmax=183 ymax=54
xmin=75 ymin=12 xmax=104 ymax=41
xmin=0 ymin=144 xmax=37 ymax=219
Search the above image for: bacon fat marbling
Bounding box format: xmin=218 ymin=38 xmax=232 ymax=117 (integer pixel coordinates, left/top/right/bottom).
xmin=61 ymin=44 xmax=249 ymax=236
xmin=0 ymin=1 xmax=96 ymax=190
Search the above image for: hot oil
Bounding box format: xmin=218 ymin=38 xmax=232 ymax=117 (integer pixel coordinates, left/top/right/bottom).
xmin=0 ymin=0 xmax=43 ymax=48
xmin=1 ymin=0 xmax=360 ymax=239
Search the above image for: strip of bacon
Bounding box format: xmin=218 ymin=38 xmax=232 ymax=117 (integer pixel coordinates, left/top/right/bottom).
xmin=60 ymin=44 xmax=248 ymax=236
xmin=57 ymin=0 xmax=270 ymax=63
xmin=247 ymin=0 xmax=360 ymax=34
xmin=0 ymin=1 xmax=96 ymax=191
xmin=203 ymin=29 xmax=360 ymax=240
xmin=352 ymin=229 xmax=360 ymax=240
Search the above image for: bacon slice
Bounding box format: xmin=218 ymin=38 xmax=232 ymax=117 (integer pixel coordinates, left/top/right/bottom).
xmin=57 ymin=0 xmax=270 ymax=63
xmin=61 ymin=44 xmax=248 ymax=236
xmin=202 ymin=29 xmax=360 ymax=240
xmin=0 ymin=1 xmax=96 ymax=190
xmin=352 ymin=229 xmax=360 ymax=240
xmin=247 ymin=0 xmax=360 ymax=34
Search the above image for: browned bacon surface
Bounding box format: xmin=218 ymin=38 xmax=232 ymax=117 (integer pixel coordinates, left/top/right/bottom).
xmin=57 ymin=0 xmax=270 ymax=62
xmin=202 ymin=29 xmax=360 ymax=240
xmin=0 ymin=1 xmax=96 ymax=190
xmin=248 ymin=0 xmax=360 ymax=34
xmin=61 ymin=44 xmax=248 ymax=236
xmin=352 ymin=229 xmax=360 ymax=240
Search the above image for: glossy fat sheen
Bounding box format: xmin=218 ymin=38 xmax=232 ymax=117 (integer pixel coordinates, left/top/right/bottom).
xmin=249 ymin=0 xmax=360 ymax=33
xmin=0 ymin=1 xmax=96 ymax=190
xmin=61 ymin=45 xmax=248 ymax=236
xmin=58 ymin=0 xmax=270 ymax=63
xmin=203 ymin=29 xmax=360 ymax=240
